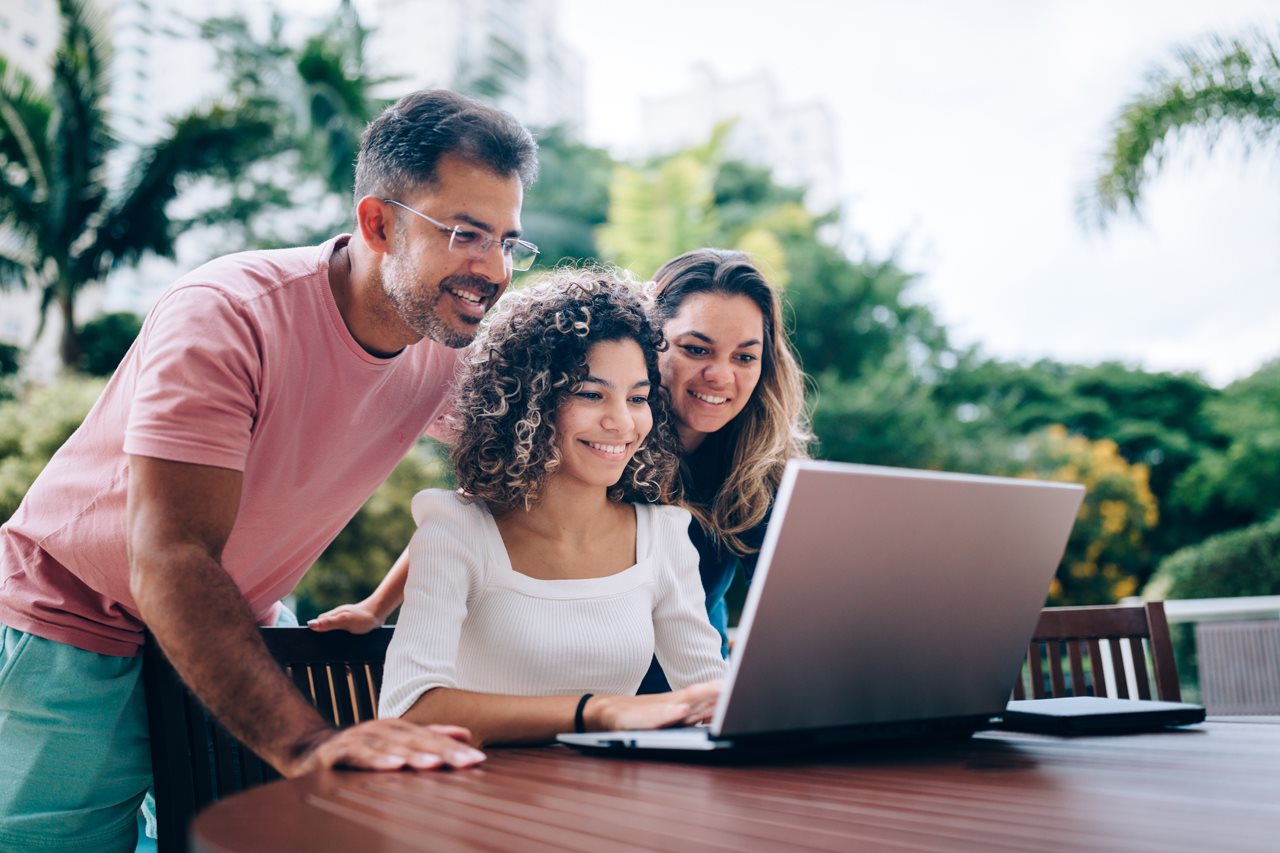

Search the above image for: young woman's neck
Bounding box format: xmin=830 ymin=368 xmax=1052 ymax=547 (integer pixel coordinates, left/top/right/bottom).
xmin=511 ymin=476 xmax=620 ymax=544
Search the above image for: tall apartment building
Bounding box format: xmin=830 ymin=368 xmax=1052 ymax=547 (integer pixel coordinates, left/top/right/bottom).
xmin=367 ymin=0 xmax=585 ymax=130
xmin=639 ymin=64 xmax=841 ymax=215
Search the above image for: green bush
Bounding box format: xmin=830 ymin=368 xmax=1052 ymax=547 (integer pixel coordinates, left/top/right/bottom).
xmin=0 ymin=376 xmax=107 ymax=521
xmin=1145 ymin=512 xmax=1280 ymax=600
xmin=291 ymin=440 xmax=453 ymax=621
xmin=77 ymin=312 xmax=143 ymax=376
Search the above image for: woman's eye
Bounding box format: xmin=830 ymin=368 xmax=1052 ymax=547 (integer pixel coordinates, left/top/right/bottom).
xmin=735 ymin=353 xmax=758 ymax=364
xmin=629 ymin=395 xmax=650 ymax=405
xmin=575 ymin=391 xmax=602 ymax=400
xmin=682 ymin=345 xmax=709 ymax=357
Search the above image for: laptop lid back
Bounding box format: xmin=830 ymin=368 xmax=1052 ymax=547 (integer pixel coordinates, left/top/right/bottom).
xmin=712 ymin=461 xmax=1084 ymax=738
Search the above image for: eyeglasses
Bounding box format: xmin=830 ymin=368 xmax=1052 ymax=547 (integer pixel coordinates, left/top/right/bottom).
xmin=382 ymin=199 xmax=540 ymax=272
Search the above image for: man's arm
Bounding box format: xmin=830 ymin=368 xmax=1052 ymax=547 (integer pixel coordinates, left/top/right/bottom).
xmin=127 ymin=455 xmax=485 ymax=776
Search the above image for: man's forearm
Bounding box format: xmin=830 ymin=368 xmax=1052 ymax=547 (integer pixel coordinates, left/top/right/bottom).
xmin=134 ymin=544 xmax=332 ymax=774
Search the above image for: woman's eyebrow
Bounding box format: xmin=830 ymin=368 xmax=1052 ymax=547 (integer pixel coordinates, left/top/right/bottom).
xmin=583 ymin=376 xmax=653 ymax=390
xmin=676 ymin=329 xmax=762 ymax=349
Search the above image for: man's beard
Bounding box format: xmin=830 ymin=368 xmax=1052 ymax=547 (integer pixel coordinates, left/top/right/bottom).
xmin=381 ymin=250 xmax=495 ymax=349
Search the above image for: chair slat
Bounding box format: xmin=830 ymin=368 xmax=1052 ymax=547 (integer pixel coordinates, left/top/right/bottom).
xmin=1028 ymin=642 xmax=1046 ymax=699
xmin=310 ymin=663 xmax=339 ymax=726
xmin=329 ymin=663 xmax=359 ymax=727
xmin=1085 ymin=639 xmax=1106 ymax=697
xmin=1128 ymin=637 xmax=1152 ymax=699
xmin=1047 ymin=640 xmax=1066 ymax=697
xmin=1067 ymin=640 xmax=1086 ymax=697
xmin=352 ymin=664 xmax=378 ymax=722
xmin=1106 ymin=638 xmax=1128 ymax=698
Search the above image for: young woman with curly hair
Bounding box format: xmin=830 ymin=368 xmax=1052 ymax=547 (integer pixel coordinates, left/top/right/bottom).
xmin=314 ymin=249 xmax=810 ymax=691
xmin=376 ymin=271 xmax=726 ymax=745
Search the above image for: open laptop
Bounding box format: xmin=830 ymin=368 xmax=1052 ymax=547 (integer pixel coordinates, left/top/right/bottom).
xmin=557 ymin=459 xmax=1086 ymax=755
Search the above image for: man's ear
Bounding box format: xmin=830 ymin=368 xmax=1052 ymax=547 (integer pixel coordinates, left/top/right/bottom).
xmin=356 ymin=196 xmax=392 ymax=253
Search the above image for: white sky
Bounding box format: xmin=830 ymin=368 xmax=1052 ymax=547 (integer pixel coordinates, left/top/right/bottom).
xmin=554 ymin=0 xmax=1280 ymax=386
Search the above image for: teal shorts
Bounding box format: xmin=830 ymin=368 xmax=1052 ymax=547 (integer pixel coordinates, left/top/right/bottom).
xmin=0 ymin=624 xmax=151 ymax=853
xmin=0 ymin=607 xmax=298 ymax=852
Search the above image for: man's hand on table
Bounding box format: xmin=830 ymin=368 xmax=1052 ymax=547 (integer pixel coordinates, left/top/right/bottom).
xmin=286 ymin=719 xmax=486 ymax=777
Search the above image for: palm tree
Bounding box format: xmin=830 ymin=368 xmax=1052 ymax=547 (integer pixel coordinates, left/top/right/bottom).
xmin=0 ymin=0 xmax=273 ymax=368
xmin=1082 ymin=27 xmax=1280 ymax=228
xmin=196 ymin=0 xmax=389 ymax=246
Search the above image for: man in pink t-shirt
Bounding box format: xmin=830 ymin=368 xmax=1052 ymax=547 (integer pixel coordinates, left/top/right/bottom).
xmin=0 ymin=89 xmax=538 ymax=851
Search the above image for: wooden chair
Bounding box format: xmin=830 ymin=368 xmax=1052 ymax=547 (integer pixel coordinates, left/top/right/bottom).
xmin=1195 ymin=620 xmax=1280 ymax=714
xmin=1012 ymin=602 xmax=1181 ymax=702
xmin=142 ymin=626 xmax=395 ymax=853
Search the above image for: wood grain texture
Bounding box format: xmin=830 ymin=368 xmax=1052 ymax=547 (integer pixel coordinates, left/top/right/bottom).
xmin=192 ymin=720 xmax=1280 ymax=853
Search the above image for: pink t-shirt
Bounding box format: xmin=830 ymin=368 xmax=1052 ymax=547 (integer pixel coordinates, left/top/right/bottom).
xmin=0 ymin=236 xmax=461 ymax=655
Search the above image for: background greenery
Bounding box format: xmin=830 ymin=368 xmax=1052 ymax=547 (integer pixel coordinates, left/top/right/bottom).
xmin=2 ymin=1 xmax=1277 ymax=621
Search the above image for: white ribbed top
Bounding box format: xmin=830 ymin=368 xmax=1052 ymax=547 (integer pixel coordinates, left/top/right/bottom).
xmin=378 ymin=490 xmax=728 ymax=719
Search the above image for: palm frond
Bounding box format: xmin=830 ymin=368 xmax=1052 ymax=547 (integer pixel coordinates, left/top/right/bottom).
xmin=0 ymin=225 xmax=39 ymax=291
xmin=1081 ymin=28 xmax=1280 ymax=229
xmin=86 ymin=104 xmax=275 ymax=276
xmin=0 ymin=54 xmax=53 ymax=226
xmin=47 ymin=0 xmax=113 ymax=255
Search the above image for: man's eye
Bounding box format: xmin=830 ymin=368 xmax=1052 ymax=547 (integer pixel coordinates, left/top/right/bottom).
xmin=452 ymin=229 xmax=482 ymax=245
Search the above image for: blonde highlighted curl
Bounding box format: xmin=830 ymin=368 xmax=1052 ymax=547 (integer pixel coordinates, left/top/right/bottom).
xmin=449 ymin=267 xmax=682 ymax=516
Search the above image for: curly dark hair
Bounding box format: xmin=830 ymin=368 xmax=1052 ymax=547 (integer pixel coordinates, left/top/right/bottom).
xmin=450 ymin=268 xmax=682 ymax=515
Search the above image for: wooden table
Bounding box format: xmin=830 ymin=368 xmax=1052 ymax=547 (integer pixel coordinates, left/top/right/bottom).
xmin=191 ymin=718 xmax=1280 ymax=852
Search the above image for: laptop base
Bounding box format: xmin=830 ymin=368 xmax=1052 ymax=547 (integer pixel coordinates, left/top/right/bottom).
xmin=558 ymin=715 xmax=992 ymax=762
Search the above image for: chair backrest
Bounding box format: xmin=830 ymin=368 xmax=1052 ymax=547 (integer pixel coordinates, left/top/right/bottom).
xmin=1195 ymin=620 xmax=1280 ymax=714
xmin=143 ymin=626 xmax=395 ymax=853
xmin=1012 ymin=602 xmax=1181 ymax=702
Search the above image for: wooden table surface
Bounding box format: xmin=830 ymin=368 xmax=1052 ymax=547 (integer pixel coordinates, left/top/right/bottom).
xmin=191 ymin=718 xmax=1280 ymax=853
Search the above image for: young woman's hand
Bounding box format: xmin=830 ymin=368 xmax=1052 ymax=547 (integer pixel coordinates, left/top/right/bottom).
xmin=307 ymin=601 xmax=385 ymax=634
xmin=586 ymin=680 xmax=722 ymax=731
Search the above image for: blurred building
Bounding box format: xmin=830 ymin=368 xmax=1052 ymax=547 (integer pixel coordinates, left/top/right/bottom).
xmin=367 ymin=0 xmax=586 ymax=131
xmin=0 ymin=0 xmax=59 ymax=88
xmin=639 ymin=64 xmax=841 ymax=215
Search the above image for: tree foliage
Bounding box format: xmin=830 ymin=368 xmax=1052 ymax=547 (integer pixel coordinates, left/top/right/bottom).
xmin=1019 ymin=426 xmax=1159 ymax=605
xmin=1082 ymin=27 xmax=1280 ymax=227
xmin=292 ymin=442 xmax=452 ymax=621
xmin=0 ymin=375 xmax=105 ymax=521
xmin=76 ymin=311 xmax=141 ymax=376
xmin=0 ymin=0 xmax=273 ymax=366
xmin=1146 ymin=510 xmax=1280 ymax=600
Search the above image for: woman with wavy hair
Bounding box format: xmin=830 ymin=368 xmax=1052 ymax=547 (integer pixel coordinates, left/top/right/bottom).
xmin=636 ymin=248 xmax=811 ymax=690
xmin=376 ymin=270 xmax=725 ymax=745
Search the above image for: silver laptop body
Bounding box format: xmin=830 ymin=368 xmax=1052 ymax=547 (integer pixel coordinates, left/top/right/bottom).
xmin=558 ymin=460 xmax=1085 ymax=753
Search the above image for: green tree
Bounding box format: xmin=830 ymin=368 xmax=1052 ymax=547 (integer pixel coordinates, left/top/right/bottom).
xmin=76 ymin=311 xmax=141 ymax=376
xmin=195 ymin=0 xmax=387 ymax=247
xmin=1171 ymin=360 xmax=1280 ymax=535
xmin=0 ymin=375 xmax=106 ymax=521
xmin=936 ymin=358 xmax=1223 ymax=562
xmin=1082 ymin=27 xmax=1280 ymax=226
xmin=0 ymin=0 xmax=273 ymax=367
xmin=1020 ymin=425 xmax=1159 ymax=605
xmin=293 ymin=442 xmax=452 ymax=620
xmin=521 ymin=127 xmax=615 ymax=266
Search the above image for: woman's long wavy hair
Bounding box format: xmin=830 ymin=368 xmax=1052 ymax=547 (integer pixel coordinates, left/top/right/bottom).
xmin=449 ymin=268 xmax=682 ymax=516
xmin=649 ymin=249 xmax=813 ymax=556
